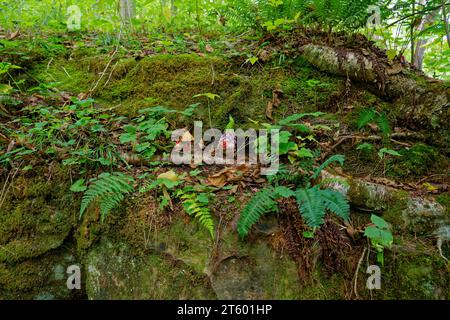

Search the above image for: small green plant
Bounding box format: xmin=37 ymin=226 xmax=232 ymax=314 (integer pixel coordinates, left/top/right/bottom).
xmin=193 ymin=93 xmax=220 ymax=129
xmin=0 ymin=62 xmax=22 ymax=94
xmin=237 ymin=154 xmax=349 ymax=237
xmin=179 ymin=192 xmax=215 ymax=239
xmin=357 ymin=108 xmax=391 ymax=137
xmin=256 ymin=111 xmax=331 ymax=164
xmin=140 ymin=170 xmax=183 ymax=210
xmin=140 ymin=171 xmax=215 ymax=238
xmin=364 ymin=214 xmax=393 ymax=266
xmin=78 ymin=172 xmax=135 ymax=222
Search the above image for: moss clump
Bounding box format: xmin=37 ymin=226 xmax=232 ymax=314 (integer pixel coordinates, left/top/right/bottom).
xmin=389 ymin=143 xmax=444 ymax=178
xmin=369 ymin=247 xmax=449 ymax=299
xmin=85 ymin=238 xmax=216 ymax=299
xmin=35 ymin=51 xmax=344 ymax=129
xmin=0 ymin=246 xmax=81 ymax=299
xmin=0 ymin=165 xmax=76 ymax=264
xmin=382 ymin=190 xmax=410 ymax=231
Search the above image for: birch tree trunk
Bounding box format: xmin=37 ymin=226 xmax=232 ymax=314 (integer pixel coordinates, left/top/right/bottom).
xmin=413 ymin=4 xmax=439 ymax=70
xmin=118 ymin=0 xmax=135 ymax=25
xmin=301 ymin=43 xmax=449 ymax=133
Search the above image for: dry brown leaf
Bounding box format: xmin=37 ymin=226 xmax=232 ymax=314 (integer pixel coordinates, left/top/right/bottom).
xmin=266 ymin=89 xmax=283 ymax=120
xmin=77 ymin=92 xmax=89 ymax=100
xmin=8 ymin=30 xmax=19 ymax=40
xmin=206 ymin=164 xmax=250 ymax=187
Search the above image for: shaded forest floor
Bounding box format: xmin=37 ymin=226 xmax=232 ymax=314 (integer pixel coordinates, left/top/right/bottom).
xmin=0 ymin=29 xmax=449 ymax=299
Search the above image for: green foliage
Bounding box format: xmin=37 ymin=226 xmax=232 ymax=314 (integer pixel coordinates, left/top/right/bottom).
xmin=357 ymin=108 xmax=391 ymax=137
xmin=356 ymin=142 xmax=374 ymax=152
xmin=237 ymin=186 xmax=288 ymax=237
xmin=311 ymin=154 xmax=345 ymax=179
xmin=79 ymin=172 xmax=135 ymax=222
xmin=389 ymin=143 xmax=440 ymax=177
xmin=295 ymin=186 xmax=349 ymax=228
xmin=180 ymin=192 xmax=215 ymax=239
xmin=364 ymin=214 xmax=393 ymax=265
xmin=378 ymin=147 xmax=401 ymax=159
xmin=238 ymin=155 xmax=349 ymax=237
xmin=70 ymin=179 xmax=87 ymax=192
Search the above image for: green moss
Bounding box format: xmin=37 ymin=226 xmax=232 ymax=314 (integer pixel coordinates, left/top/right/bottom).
xmin=35 ymin=51 xmax=344 ymax=129
xmin=85 ymin=238 xmax=216 ymax=299
xmin=0 ymin=165 xmax=76 ymax=264
xmin=436 ymin=194 xmax=450 ymax=215
xmin=382 ymin=190 xmax=410 ymax=231
xmin=370 ymin=248 xmax=449 ymax=299
xmin=0 ymin=246 xmax=80 ymax=299
xmin=388 ymin=143 xmax=445 ymax=178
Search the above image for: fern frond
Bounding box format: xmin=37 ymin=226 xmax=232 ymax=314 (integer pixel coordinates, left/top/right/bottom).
xmin=376 ymin=113 xmax=391 ymax=137
xmin=320 ymin=189 xmax=350 ymax=221
xmin=181 ymin=193 xmax=215 ymax=239
xmin=79 ymin=172 xmax=134 ymax=222
xmin=295 ymin=186 xmax=326 ymax=227
xmin=237 ymin=187 xmax=280 ymax=237
xmin=312 ymin=154 xmax=345 ymax=180
xmin=295 ymin=186 xmax=350 ymax=228
xmin=357 ymin=108 xmax=376 ymax=129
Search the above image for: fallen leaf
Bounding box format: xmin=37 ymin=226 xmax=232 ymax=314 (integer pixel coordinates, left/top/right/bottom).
xmin=206 ymin=164 xmax=250 ymax=187
xmin=266 ymin=89 xmax=283 ymax=120
xmin=8 ymin=30 xmax=19 ymax=40
xmin=205 ymin=44 xmax=214 ymax=53
xmin=157 ymin=170 xmax=179 ymax=182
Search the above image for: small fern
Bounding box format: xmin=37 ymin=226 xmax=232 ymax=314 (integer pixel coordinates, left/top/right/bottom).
xmin=312 ymin=154 xmax=345 ymax=179
xmin=238 ymin=153 xmax=349 ymax=237
xmin=357 ymin=108 xmax=377 ymax=129
xmin=180 ymin=193 xmax=215 ymax=239
xmin=376 ymin=113 xmax=391 ymax=137
xmin=237 ymin=186 xmax=294 ymax=237
xmin=79 ymin=172 xmax=135 ymax=222
xmin=295 ymin=186 xmax=349 ymax=228
xmin=357 ymin=108 xmax=391 ymax=137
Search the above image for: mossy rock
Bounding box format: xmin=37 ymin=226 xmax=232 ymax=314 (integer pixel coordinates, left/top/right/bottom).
xmin=0 ymin=246 xmax=82 ymax=300
xmin=84 ymin=237 xmax=216 ymax=299
xmin=367 ymin=247 xmax=449 ymax=300
xmin=389 ymin=143 xmax=445 ymax=178
xmin=34 ymin=51 xmax=344 ymax=129
xmin=0 ymin=166 xmax=76 ymax=264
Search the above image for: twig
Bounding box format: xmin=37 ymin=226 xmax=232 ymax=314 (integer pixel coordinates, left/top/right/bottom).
xmin=88 ymin=31 xmax=122 ymax=97
xmin=353 ymin=247 xmax=367 ymax=300
xmin=0 ymin=164 xmax=21 ymax=209
xmin=416 ymin=173 xmax=448 ymax=185
xmin=210 ymin=63 xmax=215 ymax=85
xmin=88 ymin=52 xmax=116 ymax=96
xmin=61 ymin=66 xmax=72 ymax=78
xmin=102 ymin=60 xmax=119 ymax=88
xmin=46 ymin=57 xmax=53 ymax=71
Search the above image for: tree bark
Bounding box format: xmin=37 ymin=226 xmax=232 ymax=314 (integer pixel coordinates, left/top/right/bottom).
xmin=443 ymin=0 xmax=450 ymax=47
xmin=413 ymin=6 xmax=439 ymax=70
xmin=320 ymin=171 xmax=448 ymax=235
xmin=300 ymin=43 xmax=449 ymax=132
xmin=118 ymin=0 xmax=135 ymax=24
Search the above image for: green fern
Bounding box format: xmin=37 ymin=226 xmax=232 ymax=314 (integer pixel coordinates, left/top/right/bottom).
xmin=79 ymin=172 xmax=135 ymax=222
xmin=312 ymin=154 xmax=345 ymax=179
xmin=295 ymin=186 xmax=349 ymax=228
xmin=181 ymin=193 xmax=215 ymax=239
xmin=376 ymin=112 xmax=391 ymax=137
xmin=238 ymin=183 xmax=349 ymax=236
xmin=237 ymin=186 xmax=294 ymax=237
xmin=357 ymin=108 xmax=377 ymax=129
